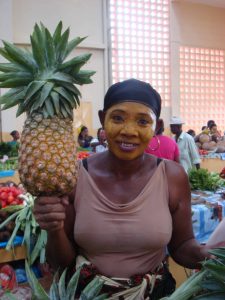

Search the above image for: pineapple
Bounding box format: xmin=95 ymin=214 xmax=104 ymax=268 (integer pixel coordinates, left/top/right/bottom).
xmin=0 ymin=22 xmax=95 ymax=196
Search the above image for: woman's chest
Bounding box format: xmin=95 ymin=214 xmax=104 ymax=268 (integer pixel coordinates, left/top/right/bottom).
xmin=75 ymin=196 xmax=172 ymax=253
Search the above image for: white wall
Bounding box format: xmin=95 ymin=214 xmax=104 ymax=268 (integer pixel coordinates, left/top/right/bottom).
xmin=0 ymin=0 xmax=108 ymax=138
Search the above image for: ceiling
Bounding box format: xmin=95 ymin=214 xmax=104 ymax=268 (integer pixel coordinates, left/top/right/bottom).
xmin=172 ymin=0 xmax=225 ymax=9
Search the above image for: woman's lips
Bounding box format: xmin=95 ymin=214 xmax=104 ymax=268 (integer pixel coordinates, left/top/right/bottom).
xmin=118 ymin=142 xmax=138 ymax=152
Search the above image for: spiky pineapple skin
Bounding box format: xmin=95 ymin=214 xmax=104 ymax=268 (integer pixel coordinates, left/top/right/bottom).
xmin=18 ymin=112 xmax=78 ymax=196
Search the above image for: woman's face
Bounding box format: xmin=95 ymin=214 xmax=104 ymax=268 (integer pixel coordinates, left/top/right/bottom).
xmin=82 ymin=128 xmax=88 ymax=137
xmin=210 ymin=125 xmax=217 ymax=134
xmin=98 ymin=129 xmax=106 ymax=141
xmin=104 ymin=102 xmax=156 ymax=160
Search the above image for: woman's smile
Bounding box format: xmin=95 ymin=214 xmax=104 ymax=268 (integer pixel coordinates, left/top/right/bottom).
xmin=118 ymin=141 xmax=139 ymax=152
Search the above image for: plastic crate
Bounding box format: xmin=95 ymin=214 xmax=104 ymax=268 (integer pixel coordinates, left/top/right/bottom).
xmin=0 ymin=170 xmax=15 ymax=178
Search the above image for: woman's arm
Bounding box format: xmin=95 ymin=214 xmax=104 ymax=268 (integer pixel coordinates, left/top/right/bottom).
xmin=165 ymin=161 xmax=208 ymax=269
xmin=33 ymin=191 xmax=76 ymax=271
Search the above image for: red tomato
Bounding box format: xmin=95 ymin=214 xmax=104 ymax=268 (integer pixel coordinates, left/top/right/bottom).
xmin=7 ymin=195 xmax=15 ymax=204
xmin=10 ymin=200 xmax=19 ymax=205
xmin=1 ymin=200 xmax=6 ymax=208
xmin=0 ymin=192 xmax=8 ymax=200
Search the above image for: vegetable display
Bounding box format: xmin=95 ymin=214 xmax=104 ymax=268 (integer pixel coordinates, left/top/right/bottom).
xmin=188 ymin=168 xmax=225 ymax=191
xmin=0 ymin=193 xmax=47 ymax=265
xmin=0 ymin=158 xmax=18 ymax=171
xmin=0 ymin=142 xmax=19 ymax=158
xmin=0 ymin=21 xmax=95 ymax=196
xmin=0 ymin=186 xmax=23 ymax=208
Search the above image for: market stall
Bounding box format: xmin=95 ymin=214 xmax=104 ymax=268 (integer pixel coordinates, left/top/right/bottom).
xmin=200 ymin=152 xmax=225 ymax=173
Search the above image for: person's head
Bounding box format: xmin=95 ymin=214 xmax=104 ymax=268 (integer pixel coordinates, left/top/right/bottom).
xmin=169 ymin=116 xmax=184 ymax=135
xmin=207 ymin=120 xmax=215 ymax=128
xmin=78 ymin=126 xmax=88 ymax=138
xmin=98 ymin=79 xmax=161 ymax=160
xmin=10 ymin=130 xmax=20 ymax=141
xmin=97 ymin=128 xmax=106 ymax=142
xmin=155 ymin=119 xmax=164 ymax=135
xmin=187 ymin=129 xmax=196 ymax=138
xmin=209 ymin=123 xmax=217 ymax=134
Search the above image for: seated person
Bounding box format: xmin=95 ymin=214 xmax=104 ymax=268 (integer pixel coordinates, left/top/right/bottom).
xmin=77 ymin=126 xmax=93 ymax=148
xmin=209 ymin=123 xmax=222 ymax=142
xmin=8 ymin=130 xmax=20 ymax=147
xmin=90 ymin=128 xmax=108 ymax=153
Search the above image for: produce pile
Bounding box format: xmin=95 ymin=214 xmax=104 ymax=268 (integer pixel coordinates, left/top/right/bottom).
xmin=0 ymin=142 xmax=19 ymax=159
xmin=0 ymin=186 xmax=23 ymax=208
xmin=76 ymin=151 xmax=91 ymax=160
xmin=188 ymin=168 xmax=225 ymax=191
xmin=195 ymin=133 xmax=225 ymax=153
xmin=0 ymin=193 xmax=47 ymax=265
xmin=0 ymin=158 xmax=18 ymax=171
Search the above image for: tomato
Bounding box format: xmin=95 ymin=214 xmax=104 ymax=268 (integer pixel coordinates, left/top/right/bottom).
xmin=10 ymin=200 xmax=19 ymax=206
xmin=0 ymin=192 xmax=8 ymax=200
xmin=1 ymin=200 xmax=7 ymax=208
xmin=7 ymin=195 xmax=15 ymax=204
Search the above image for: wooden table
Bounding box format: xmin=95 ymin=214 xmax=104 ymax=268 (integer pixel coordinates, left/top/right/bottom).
xmin=201 ymin=157 xmax=224 ymax=173
xmin=0 ymin=245 xmax=26 ymax=263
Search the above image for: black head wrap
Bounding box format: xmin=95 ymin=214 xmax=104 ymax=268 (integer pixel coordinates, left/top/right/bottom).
xmin=103 ymin=79 xmax=161 ymax=119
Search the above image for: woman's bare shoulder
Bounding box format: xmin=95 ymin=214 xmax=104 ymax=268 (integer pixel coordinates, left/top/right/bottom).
xmin=164 ymin=159 xmax=187 ymax=181
xmin=163 ymin=160 xmax=191 ymax=212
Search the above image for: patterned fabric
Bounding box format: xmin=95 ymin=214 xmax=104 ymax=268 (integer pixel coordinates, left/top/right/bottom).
xmin=72 ymin=255 xmax=176 ymax=300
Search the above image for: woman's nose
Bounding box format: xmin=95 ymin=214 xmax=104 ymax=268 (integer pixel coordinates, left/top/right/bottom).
xmin=120 ymin=122 xmax=138 ymax=135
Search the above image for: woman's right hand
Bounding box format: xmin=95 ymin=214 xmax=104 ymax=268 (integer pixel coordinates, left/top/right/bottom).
xmin=33 ymin=196 xmax=69 ymax=232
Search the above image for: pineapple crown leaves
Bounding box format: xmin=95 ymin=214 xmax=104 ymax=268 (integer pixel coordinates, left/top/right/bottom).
xmin=25 ymin=261 xmax=108 ymax=300
xmin=0 ymin=21 xmax=95 ymax=119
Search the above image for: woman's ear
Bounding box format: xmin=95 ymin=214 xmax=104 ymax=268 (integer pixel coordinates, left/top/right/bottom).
xmin=98 ymin=110 xmax=106 ymax=128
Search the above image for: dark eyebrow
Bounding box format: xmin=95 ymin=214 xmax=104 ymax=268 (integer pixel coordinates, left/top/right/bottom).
xmin=110 ymin=109 xmax=126 ymax=114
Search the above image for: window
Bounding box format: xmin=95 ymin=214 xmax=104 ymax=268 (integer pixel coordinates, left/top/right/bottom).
xmin=109 ymin=0 xmax=171 ymax=107
xmin=180 ymin=46 xmax=225 ymax=132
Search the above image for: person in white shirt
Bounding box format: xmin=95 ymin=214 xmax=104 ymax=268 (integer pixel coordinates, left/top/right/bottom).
xmin=90 ymin=128 xmax=108 ymax=153
xmin=170 ymin=116 xmax=201 ymax=173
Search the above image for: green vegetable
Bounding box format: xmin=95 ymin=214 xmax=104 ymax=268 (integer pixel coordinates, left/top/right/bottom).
xmin=188 ymin=168 xmax=225 ymax=191
xmin=0 ymin=193 xmax=47 ymax=265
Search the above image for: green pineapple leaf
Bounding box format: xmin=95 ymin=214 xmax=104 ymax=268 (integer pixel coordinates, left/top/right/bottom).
xmin=25 ymin=260 xmax=50 ymax=300
xmin=0 ymin=21 xmax=95 ymax=119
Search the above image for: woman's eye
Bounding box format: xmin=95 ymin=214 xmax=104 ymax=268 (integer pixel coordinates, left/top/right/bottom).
xmin=138 ymin=119 xmax=150 ymax=126
xmin=112 ymin=115 xmax=123 ymax=122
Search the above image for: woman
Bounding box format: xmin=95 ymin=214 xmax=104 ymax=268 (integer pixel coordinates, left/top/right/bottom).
xmin=208 ymin=123 xmax=222 ymax=142
xmin=145 ymin=118 xmax=180 ymax=162
xmin=77 ymin=125 xmax=93 ymax=148
xmin=33 ymin=79 xmax=224 ymax=299
xmin=90 ymin=127 xmax=108 ymax=153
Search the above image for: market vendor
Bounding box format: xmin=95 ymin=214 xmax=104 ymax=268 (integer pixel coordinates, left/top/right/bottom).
xmin=33 ymin=79 xmax=225 ymax=300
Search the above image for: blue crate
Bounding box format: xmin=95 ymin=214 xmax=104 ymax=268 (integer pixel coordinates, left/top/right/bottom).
xmin=0 ymin=170 xmax=15 ymax=178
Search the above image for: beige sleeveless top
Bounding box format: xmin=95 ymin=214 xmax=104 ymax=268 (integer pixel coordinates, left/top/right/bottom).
xmin=74 ymin=160 xmax=172 ymax=277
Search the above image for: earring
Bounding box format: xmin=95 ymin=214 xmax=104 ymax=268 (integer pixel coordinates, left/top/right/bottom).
xmin=149 ymin=136 xmax=160 ymax=151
